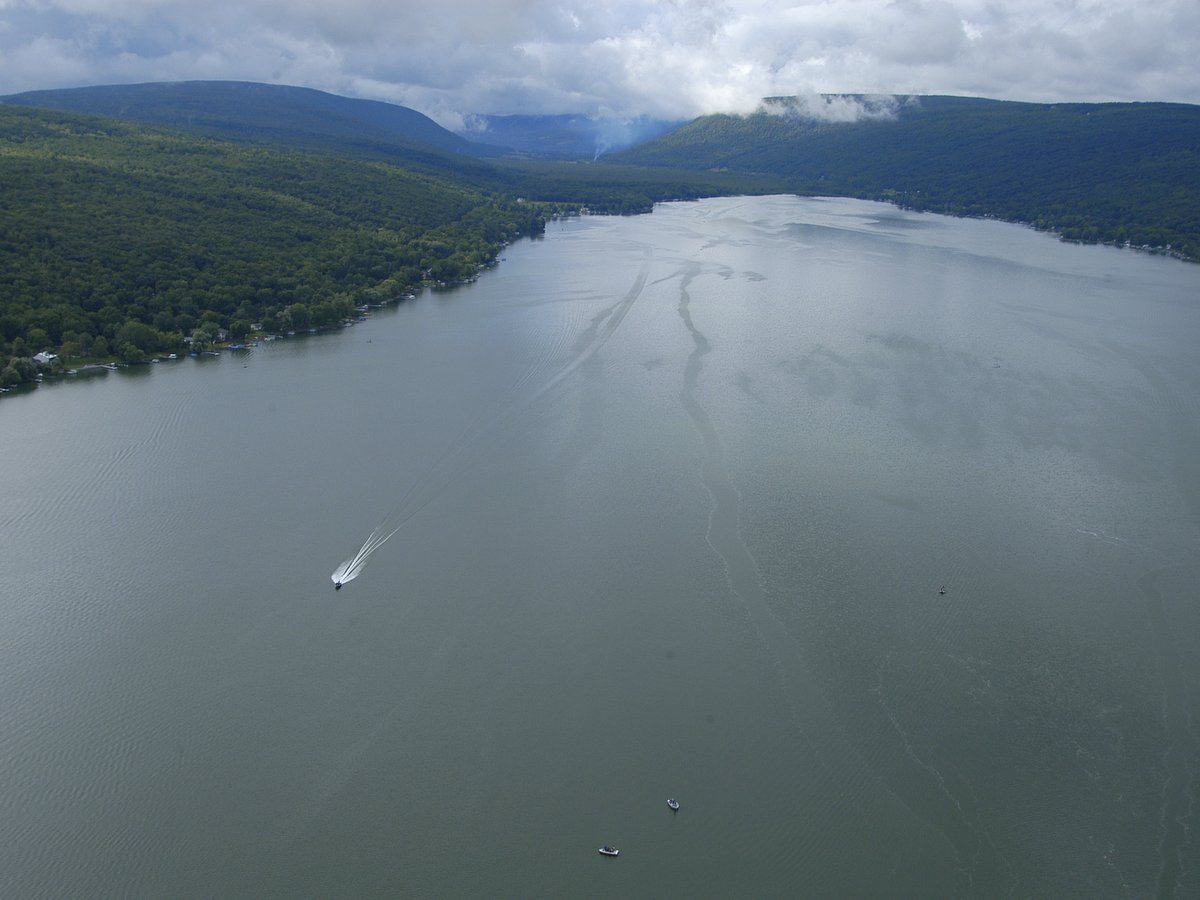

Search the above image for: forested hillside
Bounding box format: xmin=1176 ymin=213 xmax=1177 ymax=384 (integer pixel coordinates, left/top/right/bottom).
xmin=0 ymin=101 xmax=776 ymax=385
xmin=0 ymin=81 xmax=761 ymax=201
xmin=614 ymin=95 xmax=1200 ymax=259
xmin=0 ymin=104 xmax=552 ymax=378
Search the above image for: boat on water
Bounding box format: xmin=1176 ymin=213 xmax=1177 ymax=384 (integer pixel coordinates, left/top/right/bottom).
xmin=598 ymin=846 xmax=619 ymax=857
xmin=667 ymin=798 xmax=680 ymax=811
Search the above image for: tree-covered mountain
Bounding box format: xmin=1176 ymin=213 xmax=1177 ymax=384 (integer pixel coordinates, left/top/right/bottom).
xmin=612 ymin=94 xmax=1200 ymax=259
xmin=0 ymin=81 xmax=746 ymax=205
xmin=1 ymin=81 xmax=510 ymax=161
xmin=0 ymin=103 xmax=554 ymax=379
xmin=8 ymin=83 xmax=1196 ymax=259
xmin=1 ymin=81 xmax=684 ymax=162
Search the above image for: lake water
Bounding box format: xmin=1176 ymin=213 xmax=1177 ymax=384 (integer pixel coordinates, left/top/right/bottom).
xmin=2 ymin=196 xmax=1199 ymax=898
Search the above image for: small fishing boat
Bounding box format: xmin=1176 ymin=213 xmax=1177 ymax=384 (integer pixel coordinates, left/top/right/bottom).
xmin=597 ymin=846 xmax=619 ymax=857
xmin=667 ymin=798 xmax=680 ymax=811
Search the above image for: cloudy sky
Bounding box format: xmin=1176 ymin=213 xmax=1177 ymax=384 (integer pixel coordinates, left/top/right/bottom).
xmin=1 ymin=0 xmax=1197 ymax=126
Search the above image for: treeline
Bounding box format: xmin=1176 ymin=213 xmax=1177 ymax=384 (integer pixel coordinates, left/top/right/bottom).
xmin=490 ymin=158 xmax=786 ymax=215
xmin=613 ymin=96 xmax=1200 ymax=261
xmin=0 ymin=105 xmax=559 ymax=375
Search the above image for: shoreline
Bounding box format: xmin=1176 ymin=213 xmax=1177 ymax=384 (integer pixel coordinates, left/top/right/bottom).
xmin=0 ymin=292 xmax=427 ymax=400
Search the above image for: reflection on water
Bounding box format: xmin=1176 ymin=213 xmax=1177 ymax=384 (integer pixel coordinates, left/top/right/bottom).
xmin=2 ymin=197 xmax=1198 ymax=898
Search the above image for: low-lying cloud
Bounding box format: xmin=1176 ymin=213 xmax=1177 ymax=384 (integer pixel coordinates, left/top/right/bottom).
xmin=760 ymin=94 xmax=909 ymax=123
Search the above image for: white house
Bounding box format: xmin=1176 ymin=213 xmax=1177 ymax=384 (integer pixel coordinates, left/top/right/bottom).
xmin=33 ymin=351 xmax=58 ymax=366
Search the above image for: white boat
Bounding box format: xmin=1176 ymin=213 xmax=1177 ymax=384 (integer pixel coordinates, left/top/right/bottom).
xmin=597 ymin=846 xmax=619 ymax=857
xmin=667 ymin=798 xmax=680 ymax=811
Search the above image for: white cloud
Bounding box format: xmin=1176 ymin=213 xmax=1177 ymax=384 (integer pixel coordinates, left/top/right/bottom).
xmin=1 ymin=0 xmax=1197 ymax=122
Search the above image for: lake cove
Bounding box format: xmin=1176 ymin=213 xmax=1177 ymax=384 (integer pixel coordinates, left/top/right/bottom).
xmin=2 ymin=196 xmax=1198 ymax=897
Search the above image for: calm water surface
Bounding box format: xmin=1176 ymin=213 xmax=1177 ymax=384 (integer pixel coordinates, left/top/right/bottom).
xmin=2 ymin=197 xmax=1199 ymax=897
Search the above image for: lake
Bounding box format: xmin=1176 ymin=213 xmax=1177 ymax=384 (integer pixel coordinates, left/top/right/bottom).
xmin=2 ymin=196 xmax=1198 ymax=897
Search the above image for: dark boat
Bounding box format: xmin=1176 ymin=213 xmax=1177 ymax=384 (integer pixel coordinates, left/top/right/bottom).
xmin=334 ymin=582 xmax=342 ymax=590
xmin=667 ymin=798 xmax=680 ymax=811
xmin=598 ymin=846 xmax=619 ymax=857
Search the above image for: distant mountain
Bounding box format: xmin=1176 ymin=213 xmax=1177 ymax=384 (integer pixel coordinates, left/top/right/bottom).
xmin=3 ymin=82 xmax=1196 ymax=259
xmin=613 ymin=94 xmax=1200 ymax=257
xmin=0 ymin=81 xmax=509 ymax=161
xmin=457 ymin=113 xmax=685 ymax=159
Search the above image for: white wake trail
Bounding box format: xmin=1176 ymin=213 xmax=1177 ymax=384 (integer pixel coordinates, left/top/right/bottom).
xmin=331 ymin=523 xmax=402 ymax=586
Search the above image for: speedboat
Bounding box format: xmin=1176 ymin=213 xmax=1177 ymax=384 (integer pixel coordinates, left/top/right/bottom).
xmin=334 ymin=582 xmax=342 ymax=591
xmin=667 ymin=798 xmax=679 ymax=811
xmin=597 ymin=846 xmax=619 ymax=857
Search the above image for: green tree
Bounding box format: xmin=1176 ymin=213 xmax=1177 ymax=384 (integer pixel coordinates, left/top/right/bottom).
xmin=286 ymin=304 xmax=311 ymax=330
xmin=26 ymin=327 xmax=51 ymax=351
xmin=191 ymin=326 xmax=215 ymax=351
xmin=2 ymin=357 xmax=37 ymax=385
xmin=115 ymin=320 xmax=158 ymax=353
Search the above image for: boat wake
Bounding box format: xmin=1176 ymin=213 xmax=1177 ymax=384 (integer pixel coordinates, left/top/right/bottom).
xmin=331 ymin=522 xmax=401 ymax=587
xmin=330 ymin=246 xmax=653 ymax=589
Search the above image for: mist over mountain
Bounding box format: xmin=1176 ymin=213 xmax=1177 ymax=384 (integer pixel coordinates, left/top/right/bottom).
xmin=457 ymin=113 xmax=685 ymax=159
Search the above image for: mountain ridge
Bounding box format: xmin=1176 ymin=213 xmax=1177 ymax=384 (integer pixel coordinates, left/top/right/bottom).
xmin=1 ymin=80 xmax=510 ymax=161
